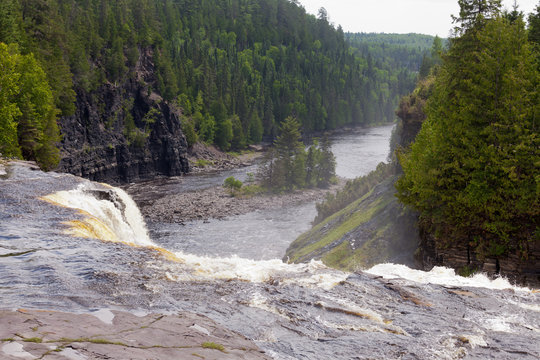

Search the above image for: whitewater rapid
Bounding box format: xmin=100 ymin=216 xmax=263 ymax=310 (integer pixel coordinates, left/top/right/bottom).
xmin=43 ymin=182 xmax=531 ymax=293
xmin=2 ymin=164 xmax=539 ymax=359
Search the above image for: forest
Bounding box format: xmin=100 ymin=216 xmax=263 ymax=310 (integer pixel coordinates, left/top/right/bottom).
xmin=396 ymin=1 xmax=540 ymax=266
xmin=0 ymin=0 xmax=430 ymax=169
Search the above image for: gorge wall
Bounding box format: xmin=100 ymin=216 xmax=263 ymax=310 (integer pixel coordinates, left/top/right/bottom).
xmin=56 ymin=48 xmax=189 ymax=184
xmin=400 ymin=78 xmax=539 ymax=287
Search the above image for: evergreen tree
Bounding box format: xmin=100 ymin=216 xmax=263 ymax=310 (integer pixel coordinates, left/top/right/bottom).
xmin=274 ymin=116 xmax=306 ymax=189
xmin=452 ymin=0 xmax=502 ymax=33
xmin=529 ymin=2 xmax=540 ymax=47
xmin=259 ymin=116 xmax=306 ymax=190
xmin=305 ymin=144 xmax=320 ymax=187
xmin=317 ymin=134 xmax=336 ymax=187
xmin=397 ymin=13 xmax=539 ymax=260
xmin=0 ymin=43 xmax=22 ymax=157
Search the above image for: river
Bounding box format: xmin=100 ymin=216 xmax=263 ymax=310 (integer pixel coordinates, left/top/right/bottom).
xmin=0 ymin=125 xmax=539 ymax=359
xmin=142 ymin=124 xmax=395 ymax=260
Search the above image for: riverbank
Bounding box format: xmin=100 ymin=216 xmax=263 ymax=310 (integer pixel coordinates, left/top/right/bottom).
xmin=0 ymin=309 xmax=270 ymax=360
xmin=187 ymin=142 xmax=264 ymax=174
xmin=140 ymin=179 xmax=346 ymax=223
xmin=130 ymin=140 xmax=346 ymax=223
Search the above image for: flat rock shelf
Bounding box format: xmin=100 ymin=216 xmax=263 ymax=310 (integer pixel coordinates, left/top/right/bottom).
xmin=0 ymin=309 xmax=270 ymax=360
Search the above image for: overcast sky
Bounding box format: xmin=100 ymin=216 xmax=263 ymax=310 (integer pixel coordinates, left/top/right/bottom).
xmin=299 ymin=0 xmax=539 ymax=37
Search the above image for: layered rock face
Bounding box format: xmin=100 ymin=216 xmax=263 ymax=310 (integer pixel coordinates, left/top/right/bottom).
xmin=416 ymin=229 xmax=540 ymax=287
xmin=57 ymin=49 xmax=189 ymax=184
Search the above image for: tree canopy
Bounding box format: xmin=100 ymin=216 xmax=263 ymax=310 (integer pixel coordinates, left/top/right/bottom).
xmin=0 ymin=0 xmax=422 ymax=157
xmin=0 ymin=43 xmax=60 ymax=170
xmin=396 ymin=5 xmax=539 ymax=260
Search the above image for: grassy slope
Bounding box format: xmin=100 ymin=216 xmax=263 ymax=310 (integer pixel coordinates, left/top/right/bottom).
xmin=284 ymin=175 xmax=419 ymax=271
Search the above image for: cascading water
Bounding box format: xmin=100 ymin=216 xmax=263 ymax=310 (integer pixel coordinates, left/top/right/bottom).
xmin=1 ymin=126 xmax=539 ymax=359
xmin=19 ymin=173 xmax=537 ymax=360
xmin=42 ymin=183 xmax=152 ymax=246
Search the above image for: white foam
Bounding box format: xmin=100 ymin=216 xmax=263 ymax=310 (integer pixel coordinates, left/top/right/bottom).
xmin=483 ymin=317 xmax=514 ymax=333
xmin=43 ymin=182 xmax=152 ymax=246
xmin=170 ymin=253 xmax=349 ymax=290
xmin=365 ymin=263 xmax=529 ymax=292
xmin=174 ymin=252 xmax=295 ymax=282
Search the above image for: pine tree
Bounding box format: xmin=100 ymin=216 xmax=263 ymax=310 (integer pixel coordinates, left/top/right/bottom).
xmin=529 ymin=2 xmax=540 ymax=47
xmin=397 ymin=13 xmax=539 ymax=259
xmin=317 ymin=134 xmax=336 ymax=187
xmin=452 ymin=0 xmax=502 ymax=34
xmin=259 ymin=116 xmax=307 ymax=191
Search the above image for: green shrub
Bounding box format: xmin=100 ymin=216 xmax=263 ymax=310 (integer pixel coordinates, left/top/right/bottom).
xmin=223 ymin=176 xmax=243 ymax=195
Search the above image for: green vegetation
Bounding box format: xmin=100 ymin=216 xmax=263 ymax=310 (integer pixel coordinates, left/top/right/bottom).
xmin=54 ymin=337 xmax=127 ymax=346
xmin=22 ymin=337 xmax=42 ymax=343
xmin=0 ymin=0 xmax=421 ymax=169
xmin=346 ymin=33 xmax=439 ymax=115
xmin=314 ymin=162 xmax=396 ymax=224
xmin=223 ymin=176 xmax=243 ymax=195
xmin=0 ymin=43 xmax=61 ymax=170
xmin=285 ymin=174 xmax=418 ymax=270
xmin=396 ymin=1 xmax=540 ymax=261
xmin=257 ymin=117 xmax=336 ymax=191
xmin=201 ymin=342 xmax=226 ymax=352
xmin=194 ymin=159 xmax=213 ymax=168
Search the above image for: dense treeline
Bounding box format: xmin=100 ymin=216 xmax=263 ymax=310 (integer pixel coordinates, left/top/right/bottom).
xmin=0 ymin=0 xmax=420 ymax=165
xmin=257 ymin=116 xmax=336 ymax=191
xmin=346 ymin=33 xmax=436 ymax=73
xmin=347 ymin=32 xmax=447 ymax=85
xmin=0 ymin=43 xmax=60 ymax=170
xmin=397 ymin=0 xmax=540 ymax=263
xmin=345 ymin=33 xmax=434 ymax=125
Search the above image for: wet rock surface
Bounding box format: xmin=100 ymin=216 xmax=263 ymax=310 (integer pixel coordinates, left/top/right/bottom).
xmin=0 ymin=309 xmax=270 ymax=360
xmin=2 ymin=161 xmax=540 ymax=360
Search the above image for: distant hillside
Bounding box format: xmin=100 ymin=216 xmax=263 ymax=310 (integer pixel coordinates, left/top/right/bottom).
xmin=346 ymin=33 xmax=439 ymax=73
xmin=0 ymin=0 xmax=422 ymax=181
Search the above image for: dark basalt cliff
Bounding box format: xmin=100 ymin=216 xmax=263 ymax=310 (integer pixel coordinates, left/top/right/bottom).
xmin=57 ymin=49 xmax=189 ymax=184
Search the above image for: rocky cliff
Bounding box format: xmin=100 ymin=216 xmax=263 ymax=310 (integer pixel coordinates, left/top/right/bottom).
xmin=416 ymin=227 xmax=540 ymax=287
xmin=57 ymin=48 xmax=189 ymax=184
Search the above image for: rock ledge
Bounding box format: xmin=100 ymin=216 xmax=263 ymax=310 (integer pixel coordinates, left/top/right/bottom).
xmin=0 ymin=309 xmax=270 ymax=360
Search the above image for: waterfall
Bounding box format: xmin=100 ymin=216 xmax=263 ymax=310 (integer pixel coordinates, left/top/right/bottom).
xmin=42 ymin=182 xmax=153 ymax=247
xmin=41 ymin=181 xmax=531 ymax=293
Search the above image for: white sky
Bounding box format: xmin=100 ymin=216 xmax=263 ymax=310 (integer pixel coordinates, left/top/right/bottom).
xmin=299 ymin=0 xmax=539 ymax=37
